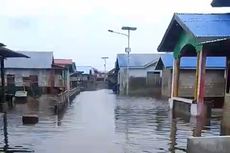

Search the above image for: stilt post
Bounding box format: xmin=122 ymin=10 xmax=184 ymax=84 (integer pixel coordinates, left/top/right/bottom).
xmin=171 ymin=58 xmax=180 ymax=97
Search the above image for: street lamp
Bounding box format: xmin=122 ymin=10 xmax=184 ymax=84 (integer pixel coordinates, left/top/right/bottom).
xmin=108 ymin=26 xmax=137 ymax=95
xmin=101 ymin=56 xmax=109 ymax=81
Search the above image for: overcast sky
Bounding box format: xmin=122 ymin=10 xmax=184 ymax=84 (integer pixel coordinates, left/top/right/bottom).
xmin=0 ymin=0 xmax=228 ymax=71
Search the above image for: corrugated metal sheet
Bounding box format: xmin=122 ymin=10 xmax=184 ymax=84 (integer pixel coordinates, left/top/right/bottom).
xmin=158 ymin=13 xmax=230 ymax=52
xmin=0 ymin=47 xmax=29 ymax=58
xmin=4 ymin=51 xmax=53 ymax=69
xmin=54 ymin=59 xmax=73 ymax=65
xmin=117 ymin=54 xmax=162 ymax=68
xmin=161 ymin=54 xmax=226 ymax=69
xmin=176 ymin=13 xmax=230 ymax=41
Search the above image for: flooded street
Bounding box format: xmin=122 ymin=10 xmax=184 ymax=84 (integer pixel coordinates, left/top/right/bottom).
xmin=0 ymin=89 xmax=226 ymax=153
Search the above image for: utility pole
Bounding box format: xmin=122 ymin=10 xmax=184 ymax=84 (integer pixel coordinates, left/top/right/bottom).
xmin=101 ymin=57 xmax=109 ymax=81
xmin=121 ymin=26 xmax=137 ymax=96
xmin=108 ymin=26 xmax=137 ymax=95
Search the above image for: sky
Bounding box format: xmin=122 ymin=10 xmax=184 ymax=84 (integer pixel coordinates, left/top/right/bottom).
xmin=0 ymin=0 xmax=229 ymax=71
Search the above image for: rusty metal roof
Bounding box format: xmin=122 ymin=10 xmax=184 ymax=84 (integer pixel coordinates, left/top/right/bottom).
xmin=158 ymin=13 xmax=230 ymax=52
xmin=54 ymin=59 xmax=76 ymax=73
xmin=54 ymin=59 xmax=73 ymax=65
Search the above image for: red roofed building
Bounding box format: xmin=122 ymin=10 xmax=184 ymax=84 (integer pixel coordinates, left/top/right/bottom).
xmin=54 ymin=59 xmax=73 ymax=67
xmin=53 ymin=59 xmax=76 ymax=91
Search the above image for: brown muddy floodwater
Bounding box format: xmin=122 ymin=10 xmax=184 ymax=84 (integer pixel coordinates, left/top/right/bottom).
xmin=0 ymin=89 xmax=227 ymax=153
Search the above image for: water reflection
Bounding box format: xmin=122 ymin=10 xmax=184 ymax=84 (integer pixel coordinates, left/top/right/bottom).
xmin=0 ymin=113 xmax=34 ymax=152
xmin=221 ymin=100 xmax=230 ymax=135
xmin=115 ymin=96 xmax=224 ymax=153
xmin=0 ymin=90 xmax=229 ymax=153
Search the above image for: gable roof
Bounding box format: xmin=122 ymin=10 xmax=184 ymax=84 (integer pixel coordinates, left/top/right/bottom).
xmin=158 ymin=13 xmax=230 ymax=52
xmin=116 ymin=53 xmax=162 ymax=69
xmin=4 ymin=51 xmax=53 ymax=69
xmin=159 ymin=53 xmax=226 ymax=69
xmin=54 ymin=59 xmax=76 ymax=73
xmin=211 ymin=0 xmax=230 ymax=7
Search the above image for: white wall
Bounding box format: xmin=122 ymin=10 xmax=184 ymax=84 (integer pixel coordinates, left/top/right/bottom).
xmin=118 ymin=65 xmax=162 ymax=94
xmin=5 ymin=69 xmax=51 ymax=87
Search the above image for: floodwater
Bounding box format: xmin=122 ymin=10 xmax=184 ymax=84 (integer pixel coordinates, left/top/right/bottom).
xmin=0 ymin=89 xmax=228 ymax=153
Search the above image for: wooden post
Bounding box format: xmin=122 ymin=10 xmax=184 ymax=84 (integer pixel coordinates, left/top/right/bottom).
xmin=197 ymin=50 xmax=206 ymax=103
xmin=50 ymin=69 xmax=55 ymax=94
xmin=1 ymin=57 xmax=5 ymax=104
xmin=225 ymin=56 xmax=230 ymax=94
xmin=3 ymin=112 xmax=8 ymax=151
xmin=194 ymin=52 xmax=200 ymax=101
xmin=171 ymin=58 xmax=180 ymax=97
xmin=196 ymin=50 xmax=207 ymax=116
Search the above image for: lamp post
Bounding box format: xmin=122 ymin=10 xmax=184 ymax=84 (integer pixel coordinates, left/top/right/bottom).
xmin=108 ymin=26 xmax=136 ymax=95
xmin=101 ymin=56 xmax=109 ymax=81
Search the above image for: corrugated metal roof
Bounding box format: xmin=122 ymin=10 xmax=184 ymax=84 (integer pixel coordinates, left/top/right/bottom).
xmin=160 ymin=54 xmax=226 ymax=69
xmin=117 ymin=54 xmax=162 ymax=68
xmin=4 ymin=51 xmax=53 ymax=69
xmin=211 ymin=0 xmax=230 ymax=7
xmin=158 ymin=13 xmax=230 ymax=52
xmin=0 ymin=47 xmax=29 ymax=58
xmin=176 ymin=13 xmax=230 ymax=41
xmin=54 ymin=59 xmax=73 ymax=65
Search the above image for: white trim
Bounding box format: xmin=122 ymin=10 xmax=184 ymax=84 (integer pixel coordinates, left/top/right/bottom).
xmin=171 ymin=96 xmax=194 ymax=104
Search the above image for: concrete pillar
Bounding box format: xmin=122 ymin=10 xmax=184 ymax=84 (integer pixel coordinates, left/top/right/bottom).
xmin=196 ymin=50 xmax=207 ymax=115
xmin=171 ymin=58 xmax=180 ymax=97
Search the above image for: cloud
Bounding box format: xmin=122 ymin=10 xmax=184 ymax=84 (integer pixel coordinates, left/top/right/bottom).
xmin=0 ymin=0 xmax=229 ymax=70
xmin=0 ymin=0 xmax=95 ymax=17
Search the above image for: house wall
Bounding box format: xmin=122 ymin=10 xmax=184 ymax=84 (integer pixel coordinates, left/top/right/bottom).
xmin=118 ymin=68 xmax=126 ymax=94
xmin=6 ymin=69 xmax=52 ymax=87
xmin=162 ymin=69 xmax=172 ymax=97
xmin=161 ymin=69 xmax=225 ymax=98
xmin=4 ymin=69 xmax=68 ymax=95
xmin=54 ymin=69 xmax=65 ymax=88
xmin=118 ymin=66 xmax=162 ymax=96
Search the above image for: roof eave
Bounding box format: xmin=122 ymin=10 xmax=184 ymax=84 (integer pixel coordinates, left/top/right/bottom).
xmin=211 ymin=0 xmax=230 ymax=7
xmin=157 ymin=14 xmax=177 ymax=52
xmin=174 ymin=14 xmax=198 ymax=40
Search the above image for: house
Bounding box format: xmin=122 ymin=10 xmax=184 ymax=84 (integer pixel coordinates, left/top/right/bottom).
xmin=4 ymin=51 xmax=57 ymax=96
xmin=157 ymin=13 xmax=230 ymax=115
xmin=76 ymin=66 xmax=96 ymax=81
xmin=75 ymin=66 xmax=97 ymax=90
xmin=54 ymin=59 xmax=76 ymax=91
xmin=0 ymin=45 xmax=28 ymax=109
xmin=115 ymin=53 xmax=163 ymax=96
xmin=155 ymin=54 xmax=226 ymax=104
